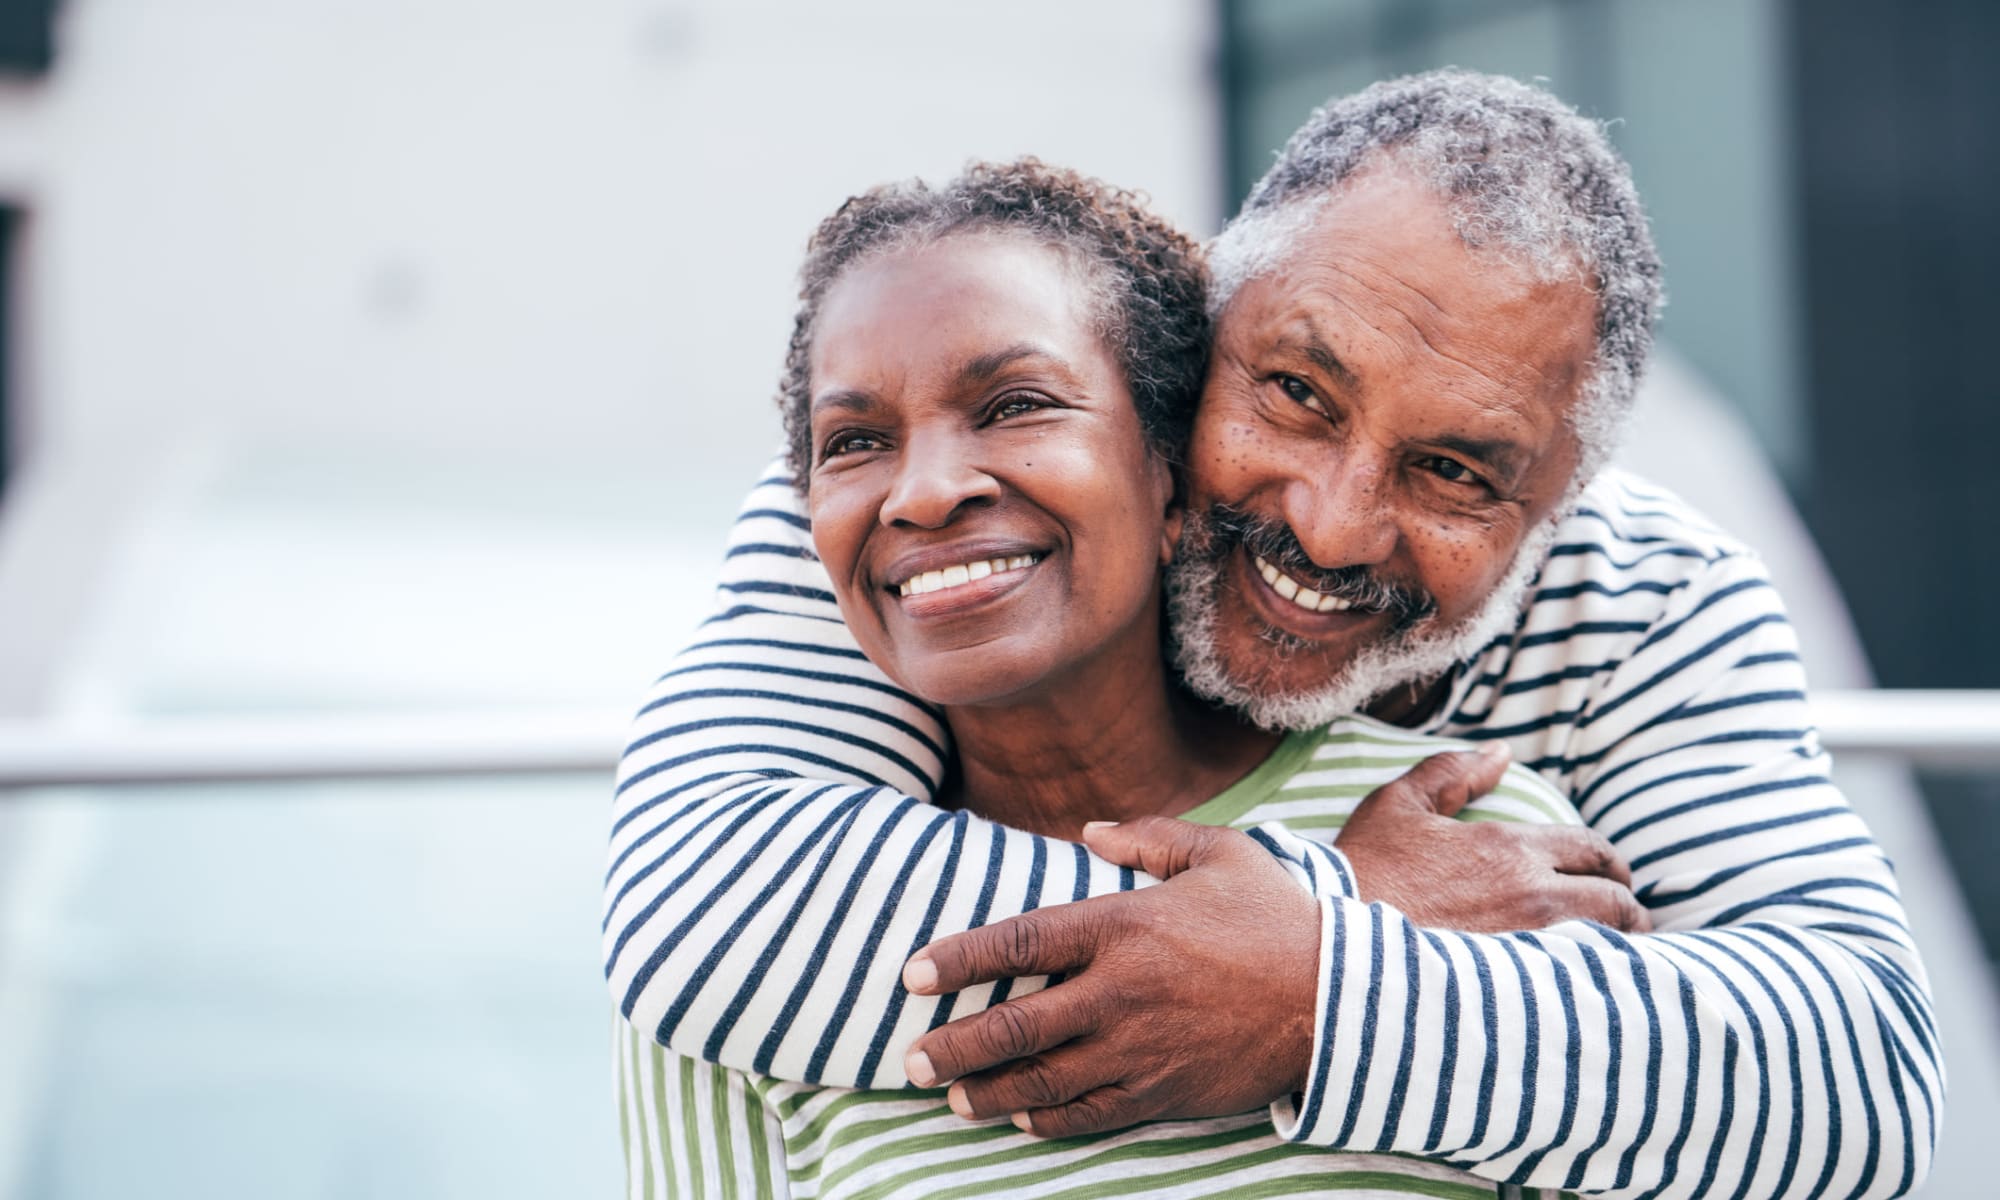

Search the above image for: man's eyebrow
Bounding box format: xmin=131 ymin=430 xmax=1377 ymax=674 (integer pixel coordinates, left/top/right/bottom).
xmin=957 ymin=342 xmax=1060 ymax=388
xmin=1276 ymin=323 xmax=1360 ymax=390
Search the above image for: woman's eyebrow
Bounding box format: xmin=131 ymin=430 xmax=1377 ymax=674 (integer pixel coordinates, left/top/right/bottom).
xmin=956 ymin=342 xmax=1062 ymax=388
xmin=809 ymin=388 xmax=877 ymax=417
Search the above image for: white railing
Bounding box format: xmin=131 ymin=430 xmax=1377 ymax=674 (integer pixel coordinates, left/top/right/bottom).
xmin=0 ymin=690 xmax=1994 ymax=788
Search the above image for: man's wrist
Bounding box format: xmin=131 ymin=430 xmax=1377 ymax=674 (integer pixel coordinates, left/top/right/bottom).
xmin=1246 ymin=822 xmax=1361 ymax=902
xmin=1269 ymin=891 xmax=1336 ymax=1139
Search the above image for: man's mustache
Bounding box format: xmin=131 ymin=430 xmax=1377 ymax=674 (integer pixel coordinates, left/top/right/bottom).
xmin=1188 ymin=504 xmax=1437 ymax=629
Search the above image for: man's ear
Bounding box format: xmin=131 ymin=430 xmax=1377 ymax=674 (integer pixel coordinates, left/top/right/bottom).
xmin=1153 ymin=454 xmax=1185 ymax=567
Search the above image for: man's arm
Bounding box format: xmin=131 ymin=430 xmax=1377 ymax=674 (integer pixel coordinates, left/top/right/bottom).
xmin=604 ymin=461 xmax=1363 ymax=1086
xmin=1287 ymin=551 xmax=1939 ymax=1196
xmin=908 ymin=551 xmax=1940 ymax=1198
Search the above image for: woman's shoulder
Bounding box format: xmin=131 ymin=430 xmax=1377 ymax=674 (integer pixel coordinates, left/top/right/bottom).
xmin=1295 ymin=715 xmax=1582 ymax=826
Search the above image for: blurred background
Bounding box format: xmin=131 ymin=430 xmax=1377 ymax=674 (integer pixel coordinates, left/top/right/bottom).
xmin=0 ymin=1 xmax=1991 ymax=1195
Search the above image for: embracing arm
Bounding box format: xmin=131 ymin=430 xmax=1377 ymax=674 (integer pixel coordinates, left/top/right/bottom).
xmin=601 ymin=461 xmax=1355 ymax=1086
xmin=911 ymin=552 xmax=1938 ymax=1197
xmin=1276 ymin=551 xmax=1939 ymax=1196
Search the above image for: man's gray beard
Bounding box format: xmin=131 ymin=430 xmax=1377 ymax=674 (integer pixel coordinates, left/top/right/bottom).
xmin=1166 ymin=516 xmax=1562 ymax=733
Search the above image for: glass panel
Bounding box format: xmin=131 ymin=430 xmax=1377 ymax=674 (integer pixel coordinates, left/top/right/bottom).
xmin=2 ymin=776 xmax=619 ymax=1199
xmin=1221 ymin=0 xmax=1804 ymax=478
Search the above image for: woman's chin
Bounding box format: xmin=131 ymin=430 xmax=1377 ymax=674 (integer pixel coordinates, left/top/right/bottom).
xmin=897 ymin=652 xmax=1056 ymax=711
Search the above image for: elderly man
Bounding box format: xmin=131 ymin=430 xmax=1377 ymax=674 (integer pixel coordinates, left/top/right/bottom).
xmin=605 ymin=71 xmax=1938 ymax=1197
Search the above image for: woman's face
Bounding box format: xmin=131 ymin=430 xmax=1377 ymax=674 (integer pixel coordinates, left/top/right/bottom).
xmin=806 ymin=234 xmax=1177 ymax=708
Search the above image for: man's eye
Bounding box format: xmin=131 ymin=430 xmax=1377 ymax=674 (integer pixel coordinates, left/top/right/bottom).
xmin=1275 ymin=374 xmax=1329 ymax=417
xmin=1423 ymin=456 xmax=1482 ymax=486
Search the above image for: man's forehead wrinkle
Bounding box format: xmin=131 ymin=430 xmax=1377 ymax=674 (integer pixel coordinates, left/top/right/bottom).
xmin=1354 ymin=256 xmax=1588 ymax=420
xmin=1301 ymin=253 xmax=1534 ymax=405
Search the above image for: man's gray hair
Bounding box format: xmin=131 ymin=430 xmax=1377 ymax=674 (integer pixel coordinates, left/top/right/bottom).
xmin=1210 ymin=69 xmax=1664 ymax=479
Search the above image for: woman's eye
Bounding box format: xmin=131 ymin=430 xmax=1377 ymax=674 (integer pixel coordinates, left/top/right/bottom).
xmin=821 ymin=430 xmax=883 ymax=459
xmin=989 ymin=393 xmax=1048 ymax=422
xmin=1276 ymin=374 xmax=1329 ymax=417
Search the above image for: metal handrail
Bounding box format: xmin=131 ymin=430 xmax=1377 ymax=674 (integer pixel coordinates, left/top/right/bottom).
xmin=0 ymin=709 xmax=632 ymax=787
xmin=0 ymin=690 xmax=1994 ymax=788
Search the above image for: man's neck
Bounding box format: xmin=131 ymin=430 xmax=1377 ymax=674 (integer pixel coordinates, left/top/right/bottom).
xmin=1364 ymin=672 xmax=1451 ymax=728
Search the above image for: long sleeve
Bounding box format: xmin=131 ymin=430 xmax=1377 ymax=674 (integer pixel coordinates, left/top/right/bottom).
xmin=617 ymin=1018 xmax=793 ymax=1199
xmin=602 ymin=460 xmax=1361 ymax=1089
xmin=1277 ymin=550 xmax=1941 ymax=1198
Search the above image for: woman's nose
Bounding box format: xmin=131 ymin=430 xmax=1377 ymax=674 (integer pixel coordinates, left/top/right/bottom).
xmin=879 ymin=435 xmax=1002 ymax=529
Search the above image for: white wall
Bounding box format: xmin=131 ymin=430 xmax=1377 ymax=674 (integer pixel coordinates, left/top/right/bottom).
xmin=0 ymin=7 xmax=1222 ymax=1196
xmin=0 ymin=0 xmax=1220 ymax=716
xmin=28 ymin=0 xmax=1218 ymax=477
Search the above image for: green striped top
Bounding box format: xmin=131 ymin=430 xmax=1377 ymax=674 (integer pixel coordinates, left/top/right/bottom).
xmin=617 ymin=715 xmax=1581 ymax=1199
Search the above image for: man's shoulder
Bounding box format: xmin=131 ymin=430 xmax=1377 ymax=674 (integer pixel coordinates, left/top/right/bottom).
xmin=1433 ymin=470 xmax=1785 ymax=750
xmin=1520 ymin=468 xmax=1788 ymax=646
xmin=1554 ymin=467 xmax=1755 ymax=572
xmin=1530 ymin=468 xmax=1777 ymax=625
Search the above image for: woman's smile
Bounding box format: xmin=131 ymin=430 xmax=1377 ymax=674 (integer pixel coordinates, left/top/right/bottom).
xmin=893 ymin=552 xmax=1042 ymax=599
xmin=804 ymin=233 xmax=1173 ymax=708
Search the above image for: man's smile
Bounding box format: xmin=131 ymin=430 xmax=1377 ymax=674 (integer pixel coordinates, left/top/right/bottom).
xmin=1233 ymin=543 xmax=1390 ymax=639
xmin=1253 ymin=553 xmax=1358 ymax=613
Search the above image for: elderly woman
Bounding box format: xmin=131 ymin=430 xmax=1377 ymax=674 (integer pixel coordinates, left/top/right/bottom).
xmin=616 ymin=159 xmax=1579 ymax=1198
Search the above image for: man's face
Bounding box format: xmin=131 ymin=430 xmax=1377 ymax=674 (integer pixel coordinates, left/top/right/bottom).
xmin=1172 ymin=168 xmax=1599 ymax=726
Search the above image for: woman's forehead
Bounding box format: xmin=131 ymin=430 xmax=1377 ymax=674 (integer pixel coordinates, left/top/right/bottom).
xmin=810 ymin=236 xmax=1109 ymax=388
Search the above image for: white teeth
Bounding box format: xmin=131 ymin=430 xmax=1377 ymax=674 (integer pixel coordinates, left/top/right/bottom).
xmin=896 ymin=554 xmax=1040 ymax=598
xmin=1254 ymin=554 xmax=1356 ymax=615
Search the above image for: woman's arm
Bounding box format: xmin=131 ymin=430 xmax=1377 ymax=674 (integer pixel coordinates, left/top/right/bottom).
xmin=616 ymin=1018 xmax=792 ymax=1198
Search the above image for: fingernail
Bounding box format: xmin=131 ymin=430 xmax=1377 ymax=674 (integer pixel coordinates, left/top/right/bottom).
xmin=1476 ymin=741 xmax=1510 ymax=764
xmin=948 ymin=1083 xmax=974 ymax=1119
xmin=905 ymin=1050 xmax=936 ymax=1088
xmin=903 ymin=955 xmax=938 ymax=994
xmin=1011 ymin=1112 xmax=1034 ymax=1134
xmin=1082 ymin=820 xmax=1118 ymax=833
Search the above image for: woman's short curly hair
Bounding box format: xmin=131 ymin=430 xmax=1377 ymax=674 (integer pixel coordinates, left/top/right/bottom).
xmin=778 ymin=158 xmax=1210 ymax=488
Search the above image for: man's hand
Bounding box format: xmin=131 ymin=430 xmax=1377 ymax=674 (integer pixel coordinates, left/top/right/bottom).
xmin=898 ymin=746 xmax=1649 ymax=1139
xmin=900 ymin=817 xmax=1319 ymax=1138
xmin=1337 ymin=743 xmax=1652 ymax=934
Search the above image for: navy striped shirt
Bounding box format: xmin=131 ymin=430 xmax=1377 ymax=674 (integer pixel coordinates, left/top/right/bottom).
xmin=604 ymin=462 xmax=1940 ymax=1198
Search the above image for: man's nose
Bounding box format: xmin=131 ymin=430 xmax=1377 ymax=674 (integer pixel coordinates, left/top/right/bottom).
xmin=1283 ymin=451 xmax=1398 ymax=569
xmin=879 ymin=434 xmax=1001 ymax=529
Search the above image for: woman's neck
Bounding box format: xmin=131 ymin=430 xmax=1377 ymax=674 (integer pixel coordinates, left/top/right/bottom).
xmin=941 ymin=633 xmax=1279 ymax=840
